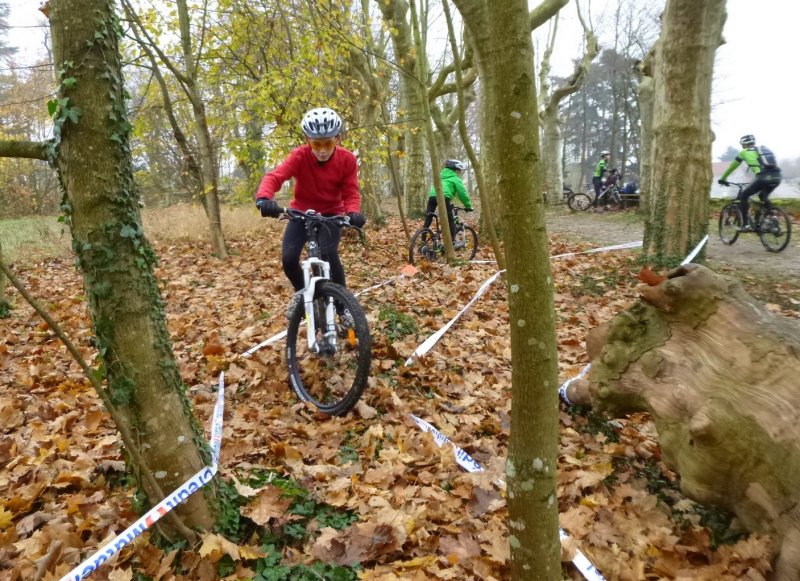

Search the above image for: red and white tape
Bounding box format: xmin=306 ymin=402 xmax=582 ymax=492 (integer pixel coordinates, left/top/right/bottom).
xmin=59 ymin=373 xmax=227 ymax=581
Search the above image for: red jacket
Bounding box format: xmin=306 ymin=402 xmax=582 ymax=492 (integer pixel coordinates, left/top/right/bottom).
xmin=256 ymin=145 xmax=361 ymax=215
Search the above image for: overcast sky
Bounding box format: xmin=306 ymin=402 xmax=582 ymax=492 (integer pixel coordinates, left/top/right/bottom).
xmin=5 ymin=0 xmax=800 ymax=161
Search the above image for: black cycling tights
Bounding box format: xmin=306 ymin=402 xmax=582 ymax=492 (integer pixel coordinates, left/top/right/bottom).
xmin=282 ymin=218 xmax=344 ymax=291
xmin=423 ymin=196 xmax=456 ymax=237
xmin=739 ymin=175 xmax=780 ymax=222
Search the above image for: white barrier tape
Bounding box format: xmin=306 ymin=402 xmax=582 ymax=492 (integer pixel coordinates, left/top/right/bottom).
xmin=241 ymin=330 xmax=288 ymax=357
xmin=410 ymin=414 xmax=605 ymax=581
xmin=241 ymin=278 xmax=395 ymax=358
xmin=681 ymin=235 xmax=708 ymax=265
xmin=405 ymin=271 xmax=504 ymax=365
xmin=558 ymin=363 xmax=592 ymax=405
xmin=410 ymin=414 xmax=485 ymax=473
xmin=59 ymin=373 xmax=227 ymax=581
xmin=550 ymin=240 xmax=643 ymax=260
xmin=406 ymin=240 xmax=643 ymax=366
xmin=558 ymin=235 xmax=708 ymax=404
xmin=354 ymin=278 xmax=394 ymax=296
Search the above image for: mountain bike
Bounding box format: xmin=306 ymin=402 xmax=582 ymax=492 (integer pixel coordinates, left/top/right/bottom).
xmin=543 ymin=185 xmax=576 ymax=205
xmin=408 ymin=206 xmax=478 ymax=264
xmin=275 ymin=208 xmax=372 ymax=415
xmin=569 ymin=181 xmax=626 ymax=212
xmin=718 ymin=183 xmax=792 ymax=252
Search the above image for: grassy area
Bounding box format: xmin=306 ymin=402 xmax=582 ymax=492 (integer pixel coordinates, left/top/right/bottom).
xmin=1 ymin=204 xmax=266 ymax=266
xmin=708 ymin=197 xmax=800 ymax=217
xmin=0 ymin=215 xmax=72 ymax=265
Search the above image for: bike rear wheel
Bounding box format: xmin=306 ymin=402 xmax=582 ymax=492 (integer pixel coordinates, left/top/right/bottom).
xmin=568 ymin=192 xmax=592 ymax=212
xmin=453 ymin=225 xmax=478 ymax=261
xmin=719 ymin=203 xmax=742 ymax=245
xmin=409 ymin=227 xmax=441 ymax=265
xmin=758 ymin=206 xmax=792 ymax=252
xmin=286 ymin=281 xmax=371 ymax=416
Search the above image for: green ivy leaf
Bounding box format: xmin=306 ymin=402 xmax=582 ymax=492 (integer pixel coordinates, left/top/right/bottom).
xmin=62 ymin=77 xmax=78 ymax=89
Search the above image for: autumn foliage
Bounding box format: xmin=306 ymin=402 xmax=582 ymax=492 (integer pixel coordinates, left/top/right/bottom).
xmin=0 ymin=216 xmax=783 ymax=579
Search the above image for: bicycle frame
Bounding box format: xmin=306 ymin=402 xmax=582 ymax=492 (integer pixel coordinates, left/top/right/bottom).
xmin=285 ymin=209 xmax=352 ymax=354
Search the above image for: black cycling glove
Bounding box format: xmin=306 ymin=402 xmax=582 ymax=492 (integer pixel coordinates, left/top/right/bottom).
xmin=256 ymin=198 xmax=281 ymax=218
xmin=347 ymin=212 xmax=366 ymax=228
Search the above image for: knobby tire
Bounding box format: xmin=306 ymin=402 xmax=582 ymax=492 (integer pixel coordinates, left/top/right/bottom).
xmin=285 ymin=281 xmax=371 ymax=416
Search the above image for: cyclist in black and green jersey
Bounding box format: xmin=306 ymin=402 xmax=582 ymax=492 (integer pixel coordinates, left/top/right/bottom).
xmin=718 ymin=134 xmax=782 ymax=231
xmin=592 ymin=150 xmax=610 ymax=208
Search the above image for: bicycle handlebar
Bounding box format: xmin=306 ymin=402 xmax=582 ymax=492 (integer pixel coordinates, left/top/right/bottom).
xmin=278 ymin=208 xmax=367 ymax=243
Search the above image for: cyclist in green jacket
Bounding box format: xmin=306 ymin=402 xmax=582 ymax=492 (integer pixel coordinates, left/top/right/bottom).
xmin=423 ymin=159 xmax=473 ymax=247
xmin=592 ymin=150 xmax=610 ymax=208
xmin=718 ymin=134 xmax=782 ymax=231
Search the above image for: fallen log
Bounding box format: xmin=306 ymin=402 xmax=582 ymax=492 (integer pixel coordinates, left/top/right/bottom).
xmin=564 ymin=264 xmax=800 ymax=580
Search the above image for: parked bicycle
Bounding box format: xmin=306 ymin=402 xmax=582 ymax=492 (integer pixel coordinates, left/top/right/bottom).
xmin=271 ymin=208 xmax=372 ymax=415
xmin=408 ymin=206 xmax=478 ymax=264
xmin=543 ymin=185 xmax=576 ymax=205
xmin=718 ymin=183 xmax=792 ymax=253
xmin=568 ymin=182 xmax=626 ymax=212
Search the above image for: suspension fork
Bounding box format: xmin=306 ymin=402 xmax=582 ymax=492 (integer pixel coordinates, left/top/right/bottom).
xmin=300 ymin=257 xmax=337 ymax=353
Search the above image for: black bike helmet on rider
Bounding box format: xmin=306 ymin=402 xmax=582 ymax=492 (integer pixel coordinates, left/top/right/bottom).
xmin=444 ymin=159 xmax=467 ymax=171
xmin=739 ymin=134 xmax=756 ymax=148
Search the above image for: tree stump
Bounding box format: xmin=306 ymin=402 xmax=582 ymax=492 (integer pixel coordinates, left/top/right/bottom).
xmin=565 ymin=264 xmax=800 ymax=580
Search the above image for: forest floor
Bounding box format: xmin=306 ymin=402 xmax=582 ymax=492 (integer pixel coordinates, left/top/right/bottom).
xmin=1 ymin=205 xmax=798 ymax=580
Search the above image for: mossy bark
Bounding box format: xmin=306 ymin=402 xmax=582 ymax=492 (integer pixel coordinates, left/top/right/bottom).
xmin=570 ymin=264 xmax=800 ymax=580
xmin=49 ymin=0 xmax=216 ymax=533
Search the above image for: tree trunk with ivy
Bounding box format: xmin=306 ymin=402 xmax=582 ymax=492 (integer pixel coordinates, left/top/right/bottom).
xmin=641 ymin=0 xmax=725 ymax=266
xmin=565 ymin=264 xmax=800 ymax=580
xmin=49 ymin=0 xmax=216 ymax=535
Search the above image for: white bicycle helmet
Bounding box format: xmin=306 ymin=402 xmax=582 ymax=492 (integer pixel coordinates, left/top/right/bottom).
xmin=301 ymin=107 xmax=343 ymax=139
xmin=444 ymin=159 xmax=467 ymax=171
xmin=739 ymin=134 xmax=756 ymax=148
xmin=600 ymin=150 xmax=610 ymax=156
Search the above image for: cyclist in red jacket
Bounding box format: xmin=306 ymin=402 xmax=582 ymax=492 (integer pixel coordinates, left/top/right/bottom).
xmin=255 ymin=107 xmax=366 ymax=317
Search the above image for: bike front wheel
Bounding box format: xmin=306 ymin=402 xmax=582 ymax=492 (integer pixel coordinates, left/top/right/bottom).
xmin=453 ymin=225 xmax=478 ymax=261
xmin=758 ymin=206 xmax=792 ymax=252
xmin=719 ymin=203 xmax=742 ymax=245
xmin=409 ymin=228 xmax=442 ymax=265
xmin=567 ymin=192 xmax=592 ymax=212
xmin=286 ymin=281 xmax=372 ymax=416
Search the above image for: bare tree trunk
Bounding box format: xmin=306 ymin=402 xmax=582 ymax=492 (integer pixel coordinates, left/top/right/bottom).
xmin=540 ymin=3 xmax=598 ymax=203
xmin=636 ymin=49 xmax=655 ymax=214
xmin=642 ymin=0 xmax=725 ymax=265
xmin=566 ymin=264 xmax=800 ymax=581
xmin=453 ymin=0 xmax=567 ymax=576
xmin=375 ymin=0 xmax=428 ymax=218
xmin=48 ymin=0 xmax=216 ymax=535
xmin=442 ymin=0 xmax=504 ymax=269
xmin=122 ymin=0 xmax=228 ymax=258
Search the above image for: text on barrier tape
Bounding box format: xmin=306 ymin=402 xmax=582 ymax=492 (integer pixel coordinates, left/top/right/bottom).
xmin=59 ymin=372 xmax=226 ymax=581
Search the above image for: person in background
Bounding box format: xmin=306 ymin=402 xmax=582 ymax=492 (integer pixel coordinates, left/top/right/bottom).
xmin=255 ymin=107 xmax=366 ymax=317
xmin=592 ymin=150 xmax=610 ymax=208
xmin=718 ymin=134 xmax=782 ymax=231
xmin=423 ymin=159 xmax=473 ymax=248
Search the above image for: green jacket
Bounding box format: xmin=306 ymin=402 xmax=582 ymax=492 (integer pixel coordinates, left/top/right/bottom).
xmin=428 ymin=167 xmax=472 ymax=209
xmin=720 ymin=147 xmax=768 ymax=180
xmin=594 ymin=158 xmax=608 ymax=178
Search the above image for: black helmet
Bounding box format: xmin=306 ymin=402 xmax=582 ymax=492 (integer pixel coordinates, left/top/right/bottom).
xmin=739 ymin=134 xmax=756 ymax=148
xmin=444 ymin=159 xmax=466 ymax=171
